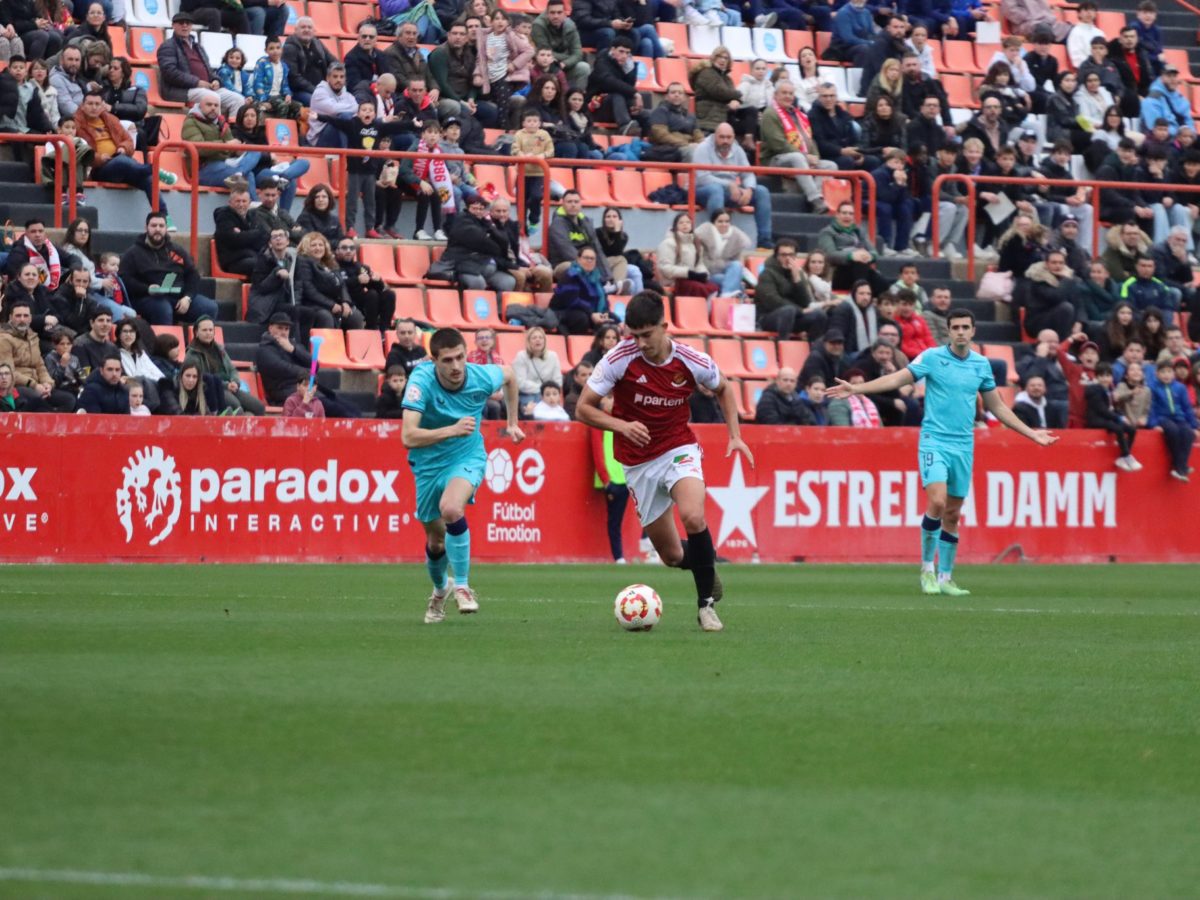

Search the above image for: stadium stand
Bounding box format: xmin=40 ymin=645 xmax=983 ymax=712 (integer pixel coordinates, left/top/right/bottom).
xmin=0 ymin=0 xmax=1198 ymax=430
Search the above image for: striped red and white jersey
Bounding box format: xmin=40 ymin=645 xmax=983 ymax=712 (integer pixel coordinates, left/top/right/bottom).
xmin=586 ymin=338 xmax=721 ymax=466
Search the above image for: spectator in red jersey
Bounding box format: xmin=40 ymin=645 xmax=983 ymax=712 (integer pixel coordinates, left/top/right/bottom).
xmin=1059 ymin=331 xmax=1100 ymax=428
xmin=894 ymin=289 xmax=936 ymax=360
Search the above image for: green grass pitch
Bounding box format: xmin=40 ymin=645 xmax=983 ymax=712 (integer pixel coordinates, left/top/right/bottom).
xmin=2 ymin=563 xmax=1198 ymax=899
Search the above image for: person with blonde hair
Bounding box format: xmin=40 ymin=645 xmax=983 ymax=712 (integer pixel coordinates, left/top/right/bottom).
xmin=511 ymin=325 xmax=562 ymax=416
xmin=294 ymin=231 xmax=365 ymax=336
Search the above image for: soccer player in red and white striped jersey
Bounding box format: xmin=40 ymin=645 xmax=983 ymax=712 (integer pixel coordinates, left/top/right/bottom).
xmin=576 ymin=292 xmax=754 ymax=632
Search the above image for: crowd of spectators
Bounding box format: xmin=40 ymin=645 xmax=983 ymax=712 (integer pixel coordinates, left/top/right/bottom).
xmin=0 ymin=0 xmax=1198 ymax=476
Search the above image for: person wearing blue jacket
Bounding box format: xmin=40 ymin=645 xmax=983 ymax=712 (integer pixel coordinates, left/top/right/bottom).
xmin=871 ymin=149 xmax=916 ymax=254
xmin=549 ymin=247 xmax=615 ymax=334
xmin=1140 ymin=67 xmax=1192 ymax=136
xmin=827 ymin=0 xmax=876 ymax=66
xmin=1148 ymin=357 xmax=1198 ymax=480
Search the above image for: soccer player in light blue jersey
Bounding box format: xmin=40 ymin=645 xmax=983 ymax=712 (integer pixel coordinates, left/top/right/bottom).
xmin=828 ymin=308 xmax=1057 ymax=595
xmin=402 ymin=327 xmax=525 ymax=623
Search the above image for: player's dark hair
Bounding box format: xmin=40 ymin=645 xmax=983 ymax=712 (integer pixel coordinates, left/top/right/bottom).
xmin=429 ymin=327 xmax=466 ymax=358
xmin=947 ymin=307 xmax=976 ymax=326
xmin=625 ymin=291 xmax=666 ymax=330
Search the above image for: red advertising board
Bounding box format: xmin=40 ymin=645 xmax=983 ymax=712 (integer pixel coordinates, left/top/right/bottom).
xmin=0 ymin=415 xmax=1193 ymax=563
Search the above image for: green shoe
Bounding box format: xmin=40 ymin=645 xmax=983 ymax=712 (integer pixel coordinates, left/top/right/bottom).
xmin=938 ymin=579 xmax=970 ymax=597
xmin=920 ymin=570 xmax=939 ymax=595
xmin=166 ymin=214 xmax=178 ymax=232
xmin=158 ymin=169 xmax=178 ymax=186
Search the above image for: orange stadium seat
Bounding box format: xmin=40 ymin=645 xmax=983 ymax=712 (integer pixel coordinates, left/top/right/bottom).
xmin=151 ymin=324 xmax=187 ymax=346
xmin=634 ymin=57 xmax=664 ymax=92
xmin=309 ymin=329 xmax=361 ymax=369
xmin=306 ymin=2 xmax=355 ymax=38
xmin=463 ymin=290 xmax=516 ymax=330
xmin=784 ymin=29 xmax=813 ymax=58
xmin=674 ymin=336 xmax=707 ymax=355
xmin=148 ymin=69 xmax=185 ymax=108
xmin=345 ymin=330 xmax=386 ymax=369
xmin=393 ymin=287 xmax=427 ymax=322
xmin=655 ymin=57 xmax=694 ymax=94
xmin=567 ymin=335 xmax=592 ymax=365
xmin=544 ymin=334 xmax=570 ymax=372
xmin=474 ymin=165 xmax=514 ymax=201
xmin=426 ymin=289 xmax=472 ymax=327
xmin=576 ymin=168 xmax=614 ymax=206
xmin=707 ymin=338 xmax=754 ymax=379
xmin=743 ymin=380 xmax=769 ymax=419
xmin=612 ymin=170 xmax=653 ymax=208
xmin=982 ymin=343 xmax=1019 ymax=383
xmin=656 ymin=21 xmax=694 ymax=56
xmin=497 ymin=331 xmax=526 ymax=363
xmin=674 ymin=294 xmax=729 ymax=336
xmin=943 ymin=73 xmax=977 ymax=110
xmin=210 ymin=243 xmax=247 ymax=281
xmin=973 ymin=43 xmax=1001 ymax=71
xmin=815 ymin=31 xmax=833 ymax=60
xmin=396 ymin=244 xmax=432 ymax=282
xmin=942 ymin=40 xmax=982 ymax=75
xmin=777 ymin=340 xmax=810 ymax=372
xmin=128 ymin=28 xmax=164 ymax=64
xmin=360 ymin=243 xmax=403 ymax=285
xmin=742 ymin=340 xmax=779 ymax=379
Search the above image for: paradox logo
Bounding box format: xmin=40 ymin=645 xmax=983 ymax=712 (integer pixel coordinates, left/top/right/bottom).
xmin=0 ymin=467 xmax=37 ymax=501
xmin=116 ymin=447 xmax=182 ymax=546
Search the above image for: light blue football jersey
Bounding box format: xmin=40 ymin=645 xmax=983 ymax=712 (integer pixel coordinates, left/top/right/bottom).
xmin=402 ymin=361 xmax=505 ymax=476
xmin=907 ymin=345 xmax=996 ymax=450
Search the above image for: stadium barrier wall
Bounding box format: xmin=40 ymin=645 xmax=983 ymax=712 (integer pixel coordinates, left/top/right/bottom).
xmin=0 ymin=134 xmax=79 ymax=228
xmin=1 ymin=415 xmax=1193 ymax=564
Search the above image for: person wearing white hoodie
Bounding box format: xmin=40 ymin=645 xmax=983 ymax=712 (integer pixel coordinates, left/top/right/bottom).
xmin=1012 ymin=375 xmax=1051 ymax=429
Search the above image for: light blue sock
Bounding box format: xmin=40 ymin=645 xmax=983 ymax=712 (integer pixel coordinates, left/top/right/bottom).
xmin=425 ymin=546 xmax=449 ymax=592
xmin=937 ymin=531 xmax=959 ymax=579
xmin=445 ymin=517 xmax=471 ymax=588
xmin=921 ymin=515 xmax=942 ymax=567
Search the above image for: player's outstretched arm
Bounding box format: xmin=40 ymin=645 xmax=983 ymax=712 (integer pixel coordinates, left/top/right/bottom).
xmin=576 ymin=385 xmax=651 ymax=447
xmin=982 ymin=389 xmax=1059 ymax=446
xmin=401 ymin=409 xmax=475 ymax=448
xmin=500 ymin=366 xmax=525 ymax=444
xmin=826 ymin=368 xmax=915 ymax=400
xmin=713 ymin=375 xmax=755 ymax=467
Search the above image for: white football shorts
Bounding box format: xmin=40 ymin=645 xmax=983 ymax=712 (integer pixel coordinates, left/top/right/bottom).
xmin=623 ymin=442 xmax=705 ymax=527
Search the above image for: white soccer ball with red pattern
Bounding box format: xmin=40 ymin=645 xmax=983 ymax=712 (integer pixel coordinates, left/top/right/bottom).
xmin=614 ymin=584 xmax=662 ymax=631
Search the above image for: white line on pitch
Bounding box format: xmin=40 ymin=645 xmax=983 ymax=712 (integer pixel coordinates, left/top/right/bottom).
xmin=0 ymin=867 xmax=676 ymax=900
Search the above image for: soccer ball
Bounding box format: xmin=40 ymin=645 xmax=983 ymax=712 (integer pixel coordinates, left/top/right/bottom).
xmin=484 ymin=448 xmax=514 ymax=493
xmin=614 ymin=584 xmax=662 ymax=631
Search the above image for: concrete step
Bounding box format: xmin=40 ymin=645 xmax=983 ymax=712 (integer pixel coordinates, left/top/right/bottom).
xmin=0 ymin=201 xmax=98 ymax=228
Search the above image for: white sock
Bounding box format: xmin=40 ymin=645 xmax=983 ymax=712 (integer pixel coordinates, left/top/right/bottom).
xmin=938 ymin=572 xmax=952 ymax=583
xmin=921 ymin=562 xmax=935 ymax=574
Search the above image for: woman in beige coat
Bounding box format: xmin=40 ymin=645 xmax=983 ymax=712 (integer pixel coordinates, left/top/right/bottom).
xmin=694 ymin=207 xmax=752 ymax=298
xmin=656 ymin=213 xmax=719 ymax=299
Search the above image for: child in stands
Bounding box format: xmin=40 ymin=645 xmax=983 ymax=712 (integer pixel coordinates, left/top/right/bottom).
xmin=400 ymin=121 xmax=455 ymax=242
xmin=283 ymin=373 xmax=325 ymax=419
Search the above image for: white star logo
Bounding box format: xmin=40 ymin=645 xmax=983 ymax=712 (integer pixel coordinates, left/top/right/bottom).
xmin=708 ymin=456 xmax=769 ymax=548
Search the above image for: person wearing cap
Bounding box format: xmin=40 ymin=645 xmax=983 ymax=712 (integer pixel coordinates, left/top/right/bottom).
xmin=1066 ymin=0 xmax=1106 ymax=69
xmin=156 ymin=13 xmax=248 ymax=117
xmin=254 ymin=311 xmax=360 ymax=416
xmin=1054 ymin=331 xmax=1100 ymax=428
xmin=799 ymin=328 xmax=851 ymax=387
xmin=1141 ymin=65 xmax=1192 ymax=137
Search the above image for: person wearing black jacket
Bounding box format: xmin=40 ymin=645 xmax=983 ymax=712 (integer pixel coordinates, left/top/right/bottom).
xmin=213 ymin=187 xmax=270 ymax=277
xmin=246 ymin=230 xmax=297 ymax=325
xmin=440 ymin=195 xmax=516 ymax=292
xmin=293 ymin=232 xmax=365 ymax=335
xmin=799 ymin=329 xmax=851 ymax=387
xmin=1 ymin=263 xmax=58 ymax=339
xmin=255 ymin=313 xmax=360 ymax=415
xmin=282 ymin=18 xmax=337 ymax=105
xmin=1024 ymin=33 xmax=1059 ymax=113
xmin=1095 ymin=139 xmax=1152 ymax=225
xmin=809 ymin=87 xmax=869 ymax=170
xmin=52 ymin=266 xmax=99 ymax=336
xmin=754 ymin=368 xmax=816 ymax=425
xmin=572 ymin=0 xmax=659 ymax=55
xmin=101 ymin=58 xmax=148 ymax=128
xmin=585 ymin=38 xmax=642 ymax=132
xmin=118 ymin=213 xmax=220 ymax=325
xmin=958 ymin=101 xmax=1011 ymax=161
xmin=375 ymin=366 xmax=407 ymax=418
xmin=858 ymin=16 xmax=910 ymax=92
xmin=335 ymin=237 xmax=395 ymax=332
xmin=316 ymin=103 xmax=409 ymax=237
xmin=1108 ymin=30 xmax=1153 ymax=116
xmin=344 ymin=22 xmax=387 ymax=99
xmin=77 ymin=354 xmax=130 ymax=414
xmin=384 ymin=318 xmax=429 ymax=376
xmin=906 ymin=95 xmax=948 ymax=156
xmin=1085 ymin=363 xmax=1138 ymax=465
xmin=899 ymin=54 xmax=952 ymax=128
xmin=0 ymin=0 xmax=64 ymax=61
xmin=1044 ymin=71 xmax=1090 ymax=152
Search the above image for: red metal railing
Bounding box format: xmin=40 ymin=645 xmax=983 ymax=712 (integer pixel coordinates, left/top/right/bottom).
xmin=149 ymin=138 xmax=875 ymax=259
xmin=931 ymin=173 xmax=1200 ymax=280
xmin=151 ymin=141 xmax=554 ymax=260
xmin=0 ymin=134 xmax=79 ymax=228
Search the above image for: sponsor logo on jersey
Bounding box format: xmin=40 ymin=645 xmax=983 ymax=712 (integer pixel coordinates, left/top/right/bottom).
xmin=636 ymin=375 xmax=648 ymax=384
xmin=671 ymin=374 xmax=687 ymax=387
xmin=634 ymin=393 xmax=686 ymax=407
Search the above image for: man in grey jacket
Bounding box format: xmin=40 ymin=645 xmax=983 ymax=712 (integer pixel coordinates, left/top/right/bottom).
xmin=694 ymin=123 xmax=774 ymax=249
xmin=49 ymin=46 xmax=93 ymax=121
